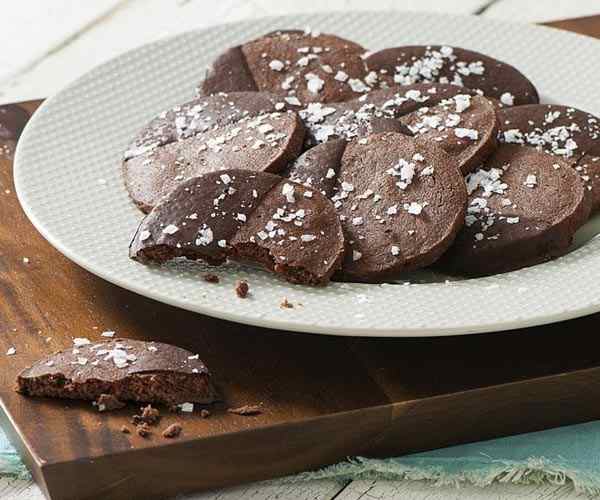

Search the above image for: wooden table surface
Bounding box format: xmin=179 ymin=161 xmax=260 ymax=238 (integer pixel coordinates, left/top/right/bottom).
xmin=2 ymin=2 xmax=600 ymax=500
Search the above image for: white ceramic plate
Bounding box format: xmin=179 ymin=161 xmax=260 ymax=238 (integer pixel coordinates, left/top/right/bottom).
xmin=14 ymin=11 xmax=600 ymax=337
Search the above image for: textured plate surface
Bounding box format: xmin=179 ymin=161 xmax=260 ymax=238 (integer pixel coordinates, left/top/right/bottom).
xmin=13 ymin=11 xmax=600 ymax=337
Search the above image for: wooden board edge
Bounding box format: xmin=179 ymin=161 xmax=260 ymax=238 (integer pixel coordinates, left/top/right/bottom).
xmin=0 ymin=397 xmax=50 ymax=499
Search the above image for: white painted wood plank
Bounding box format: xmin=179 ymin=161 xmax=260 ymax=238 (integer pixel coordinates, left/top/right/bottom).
xmin=0 ymin=0 xmax=490 ymax=104
xmin=0 ymin=0 xmax=124 ymax=84
xmin=335 ymin=479 xmax=583 ymax=500
xmin=0 ymin=477 xmax=345 ymax=500
xmin=484 ymin=0 xmax=600 ymax=24
xmin=184 ymin=479 xmax=347 ymax=499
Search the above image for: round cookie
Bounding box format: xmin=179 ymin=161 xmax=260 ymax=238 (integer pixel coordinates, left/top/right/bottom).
xmin=130 ymin=169 xmax=345 ymax=285
xmin=400 ymin=93 xmax=498 ymax=174
xmin=299 ymin=83 xmax=478 ymax=145
xmin=365 ymin=45 xmax=539 ymax=105
xmin=332 ymin=132 xmax=467 ymax=282
xmin=498 ymin=104 xmax=600 ymax=211
xmin=123 ymin=95 xmax=305 ymax=213
xmin=200 ymin=30 xmax=370 ymax=105
xmin=283 ymin=139 xmax=347 ymax=197
xmin=439 ymin=144 xmax=591 ymax=276
xmin=124 ymin=91 xmax=287 ymax=161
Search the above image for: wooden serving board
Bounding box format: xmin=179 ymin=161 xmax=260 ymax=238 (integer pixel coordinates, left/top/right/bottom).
xmin=2 ymin=15 xmax=600 ymax=500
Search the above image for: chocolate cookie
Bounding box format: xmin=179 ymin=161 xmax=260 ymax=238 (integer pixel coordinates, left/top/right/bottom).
xmin=330 ymin=133 xmax=467 ymax=282
xmin=130 ymin=169 xmax=345 ymax=285
xmin=299 ymin=83 xmax=477 ymax=145
xmin=498 ymin=104 xmax=600 ymax=211
xmin=200 ymin=29 xmax=370 ymax=105
xmin=365 ymin=45 xmax=539 ymax=105
xmin=439 ymin=144 xmax=590 ymax=276
xmin=17 ymin=339 xmax=215 ymax=406
xmin=283 ymin=139 xmax=347 ymax=196
xmin=400 ymin=93 xmax=498 ymax=174
xmin=123 ymin=102 xmax=305 ymax=212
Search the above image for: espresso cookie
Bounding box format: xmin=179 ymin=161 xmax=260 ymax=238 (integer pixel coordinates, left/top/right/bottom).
xmin=400 ymin=93 xmax=498 ymax=174
xmin=299 ymin=83 xmax=477 ymax=145
xmin=366 ymin=45 xmax=539 ymax=105
xmin=332 ymin=133 xmax=467 ymax=282
xmin=123 ymin=107 xmax=305 ymax=212
xmin=439 ymin=144 xmax=590 ymax=276
xmin=498 ymin=104 xmax=600 ymax=211
xmin=130 ymin=169 xmax=345 ymax=285
xmin=17 ymin=339 xmax=215 ymax=406
xmin=200 ymin=30 xmax=370 ymax=105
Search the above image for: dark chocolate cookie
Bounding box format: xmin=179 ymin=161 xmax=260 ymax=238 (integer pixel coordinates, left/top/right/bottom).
xmin=498 ymin=104 xmax=600 ymax=211
xmin=17 ymin=339 xmax=214 ymax=406
xmin=200 ymin=29 xmax=371 ymax=105
xmin=400 ymin=93 xmax=498 ymax=174
xmin=299 ymin=83 xmax=477 ymax=145
xmin=314 ymin=132 xmax=467 ymax=282
xmin=439 ymin=144 xmax=591 ymax=276
xmin=130 ymin=169 xmax=345 ymax=285
xmin=365 ymin=45 xmax=539 ymax=105
xmin=123 ymin=94 xmax=305 ymax=212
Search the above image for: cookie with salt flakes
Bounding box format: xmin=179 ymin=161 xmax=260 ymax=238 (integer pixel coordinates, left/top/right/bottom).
xmin=200 ymin=29 xmax=371 ymax=105
xmin=17 ymin=339 xmax=214 ymax=406
xmin=438 ymin=144 xmax=590 ymax=277
xmin=332 ymin=133 xmax=467 ymax=282
xmin=498 ymin=104 xmax=600 ymax=212
xmin=283 ymin=139 xmax=347 ymax=197
xmin=400 ymin=93 xmax=498 ymax=174
xmin=130 ymin=169 xmax=345 ymax=286
xmin=299 ymin=83 xmax=478 ymax=145
xmin=365 ymin=45 xmax=539 ymax=106
xmin=123 ymin=108 xmax=305 ymax=213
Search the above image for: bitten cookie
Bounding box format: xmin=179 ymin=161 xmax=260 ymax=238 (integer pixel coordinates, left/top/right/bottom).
xmin=122 ymin=92 xmax=305 ymax=212
xmin=439 ymin=144 xmax=591 ymax=276
xmin=299 ymin=83 xmax=477 ymax=145
xmin=498 ymin=104 xmax=600 ymax=211
xmin=129 ymin=169 xmax=345 ymax=285
xmin=17 ymin=340 xmax=215 ymax=406
xmin=200 ymin=29 xmax=370 ymax=105
xmin=400 ymin=93 xmax=498 ymax=174
xmin=365 ymin=45 xmax=539 ymax=105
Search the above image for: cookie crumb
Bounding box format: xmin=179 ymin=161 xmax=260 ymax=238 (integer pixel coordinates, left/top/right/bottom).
xmin=202 ymin=273 xmax=220 ymax=283
xmin=132 ymin=404 xmax=160 ymax=425
xmin=162 ymin=423 xmax=182 ymax=439
xmin=280 ymin=297 xmax=294 ymax=309
xmin=136 ymin=422 xmax=152 ymax=438
xmin=235 ymin=280 xmax=249 ymax=298
xmin=200 ymin=409 xmax=211 ymax=419
xmin=228 ymin=404 xmax=263 ymax=416
xmin=121 ymin=425 xmax=130 ymax=434
xmin=96 ymin=394 xmax=125 ymax=412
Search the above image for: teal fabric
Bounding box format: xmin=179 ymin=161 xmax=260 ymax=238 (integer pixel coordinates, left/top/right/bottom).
xmin=3 ymin=421 xmax=600 ymax=494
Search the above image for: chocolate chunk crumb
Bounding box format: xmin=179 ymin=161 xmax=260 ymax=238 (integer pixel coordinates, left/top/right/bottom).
xmin=202 ymin=273 xmax=220 ymax=284
xmin=228 ymin=404 xmax=263 ymax=416
xmin=136 ymin=422 xmax=152 ymax=438
xmin=200 ymin=409 xmax=211 ymax=418
xmin=280 ymin=297 xmax=293 ymax=309
xmin=121 ymin=425 xmax=130 ymax=434
xmin=96 ymin=394 xmax=126 ymax=412
xmin=162 ymin=423 xmax=182 ymax=439
xmin=132 ymin=404 xmax=161 ymax=425
xmin=235 ymin=280 xmax=249 ymax=298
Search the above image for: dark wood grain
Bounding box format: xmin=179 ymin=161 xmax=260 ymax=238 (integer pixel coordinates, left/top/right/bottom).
xmin=2 ymin=15 xmax=600 ymax=500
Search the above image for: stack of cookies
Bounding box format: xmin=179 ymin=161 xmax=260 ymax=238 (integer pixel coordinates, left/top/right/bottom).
xmin=125 ymin=29 xmax=599 ymax=285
